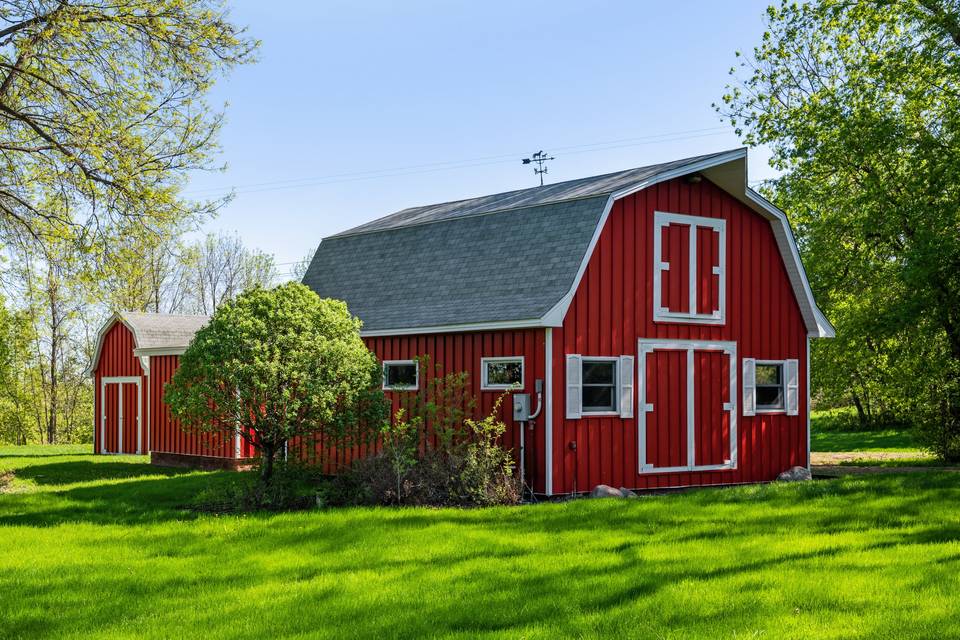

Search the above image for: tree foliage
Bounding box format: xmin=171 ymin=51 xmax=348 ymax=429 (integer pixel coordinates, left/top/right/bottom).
xmin=0 ymin=0 xmax=256 ymax=254
xmin=164 ymin=283 xmax=386 ymax=481
xmin=719 ymin=0 xmax=960 ymax=458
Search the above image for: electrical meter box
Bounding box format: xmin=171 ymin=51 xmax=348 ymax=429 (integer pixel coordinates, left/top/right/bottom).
xmin=512 ymin=394 xmax=531 ymax=421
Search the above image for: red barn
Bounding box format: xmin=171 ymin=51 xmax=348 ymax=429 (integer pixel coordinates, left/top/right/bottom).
xmin=88 ymin=148 xmax=833 ymax=494
xmin=86 ymin=312 xmax=256 ymax=467
xmin=303 ymin=148 xmax=833 ymax=494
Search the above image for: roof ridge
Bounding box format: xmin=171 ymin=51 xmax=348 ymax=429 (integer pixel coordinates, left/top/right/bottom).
xmin=330 ymin=148 xmax=742 ymax=239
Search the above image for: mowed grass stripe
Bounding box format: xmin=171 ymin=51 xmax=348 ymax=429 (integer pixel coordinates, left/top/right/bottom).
xmin=0 ymin=447 xmax=958 ymax=639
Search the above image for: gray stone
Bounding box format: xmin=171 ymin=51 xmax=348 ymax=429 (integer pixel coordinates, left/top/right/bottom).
xmin=777 ymin=466 xmax=812 ymax=482
xmin=590 ymin=484 xmax=623 ymax=498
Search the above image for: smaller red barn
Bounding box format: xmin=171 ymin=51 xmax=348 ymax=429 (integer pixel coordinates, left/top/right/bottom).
xmin=86 ymin=312 xmax=255 ymax=467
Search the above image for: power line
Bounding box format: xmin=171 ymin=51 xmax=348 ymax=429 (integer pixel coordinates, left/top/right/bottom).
xmin=185 ymin=126 xmax=732 ymax=199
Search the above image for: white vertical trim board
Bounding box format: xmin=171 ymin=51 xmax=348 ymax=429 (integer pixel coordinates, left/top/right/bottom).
xmin=544 ymin=328 xmax=554 ymax=496
xmin=637 ymin=339 xmax=738 ymax=474
xmin=806 ymin=339 xmax=811 ymax=471
xmin=652 ymin=211 xmax=726 ymax=325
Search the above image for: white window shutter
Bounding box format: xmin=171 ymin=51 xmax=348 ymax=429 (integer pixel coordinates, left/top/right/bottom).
xmin=785 ymin=359 xmax=800 ymax=416
xmin=742 ymin=358 xmax=756 ymax=417
xmin=565 ymin=354 xmax=582 ymax=419
xmin=619 ymin=355 xmax=634 ymax=419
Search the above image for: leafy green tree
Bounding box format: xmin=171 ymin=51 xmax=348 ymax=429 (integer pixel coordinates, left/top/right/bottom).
xmin=719 ymin=0 xmax=960 ymax=458
xmin=164 ymin=283 xmax=386 ymax=482
xmin=0 ymin=0 xmax=256 ymax=254
xmin=0 ymin=295 xmax=33 ymax=444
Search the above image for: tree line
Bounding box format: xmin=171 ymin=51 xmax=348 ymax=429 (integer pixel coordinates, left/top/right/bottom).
xmin=0 ymin=0 xmax=261 ymax=445
xmin=0 ymin=230 xmax=293 ymax=445
xmin=720 ymin=0 xmax=960 ymax=459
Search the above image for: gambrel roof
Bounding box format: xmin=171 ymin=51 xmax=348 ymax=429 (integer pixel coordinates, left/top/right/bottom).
xmin=85 ymin=312 xmax=210 ymax=376
xmin=303 ymin=148 xmax=834 ymax=338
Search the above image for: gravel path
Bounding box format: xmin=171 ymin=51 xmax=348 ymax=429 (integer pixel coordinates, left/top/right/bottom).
xmin=810 ymin=451 xmax=960 ymax=475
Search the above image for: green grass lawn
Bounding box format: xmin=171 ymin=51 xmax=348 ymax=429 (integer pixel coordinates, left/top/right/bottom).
xmin=2 ymin=447 xmax=959 ymax=639
xmin=810 ymin=428 xmax=920 ymax=452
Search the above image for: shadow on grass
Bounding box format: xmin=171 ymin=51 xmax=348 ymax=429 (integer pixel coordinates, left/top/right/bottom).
xmin=2 ymin=467 xmax=960 ymax=638
xmin=14 ymin=460 xmax=192 ymax=485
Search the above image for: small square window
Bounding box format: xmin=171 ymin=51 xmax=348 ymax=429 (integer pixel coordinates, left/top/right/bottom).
xmin=582 ymin=358 xmax=617 ymax=413
xmin=383 ymin=360 xmax=418 ymax=390
xmin=755 ymin=363 xmax=784 ymax=411
xmin=481 ymin=357 xmax=524 ymax=390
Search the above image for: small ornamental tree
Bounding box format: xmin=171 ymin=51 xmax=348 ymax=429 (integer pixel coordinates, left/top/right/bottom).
xmin=164 ymin=283 xmax=386 ymax=482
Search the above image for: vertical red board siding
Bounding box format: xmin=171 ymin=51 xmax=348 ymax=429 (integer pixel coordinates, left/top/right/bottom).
xmin=552 ymin=176 xmax=808 ymax=494
xmin=102 ymin=383 xmax=119 ymax=453
xmin=660 ymin=223 xmax=689 ymax=314
xmin=121 ymin=383 xmax=139 ymax=454
xmin=149 ymin=354 xmax=238 ymax=459
xmin=92 ymin=322 xmax=146 ymax=455
xmin=347 ymin=329 xmax=548 ymax=492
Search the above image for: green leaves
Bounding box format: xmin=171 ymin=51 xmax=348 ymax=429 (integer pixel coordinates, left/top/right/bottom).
xmin=721 ymin=0 xmax=960 ymax=448
xmin=165 ymin=283 xmax=386 ymax=472
xmin=0 ymin=0 xmax=257 ymax=257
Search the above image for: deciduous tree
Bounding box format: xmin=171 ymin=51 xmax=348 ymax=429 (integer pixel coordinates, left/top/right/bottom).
xmin=164 ymin=283 xmax=386 ymax=482
xmin=0 ymin=0 xmax=257 ymax=255
xmin=719 ymin=0 xmax=960 ymax=457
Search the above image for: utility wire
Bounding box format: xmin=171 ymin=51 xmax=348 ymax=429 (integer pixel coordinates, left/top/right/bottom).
xmin=186 ymin=126 xmax=732 ymax=199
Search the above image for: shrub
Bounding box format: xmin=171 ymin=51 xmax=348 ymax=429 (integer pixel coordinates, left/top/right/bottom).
xmin=192 ymin=463 xmax=325 ymax=513
xmin=915 ymin=373 xmax=960 ymax=463
xmin=331 ymin=391 xmax=520 ymax=507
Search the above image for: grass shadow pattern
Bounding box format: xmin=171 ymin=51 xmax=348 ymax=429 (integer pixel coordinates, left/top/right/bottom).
xmin=0 ymin=447 xmax=959 ymax=639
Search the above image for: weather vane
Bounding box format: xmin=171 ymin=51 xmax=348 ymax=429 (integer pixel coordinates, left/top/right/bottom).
xmin=521 ymin=150 xmax=555 ymax=186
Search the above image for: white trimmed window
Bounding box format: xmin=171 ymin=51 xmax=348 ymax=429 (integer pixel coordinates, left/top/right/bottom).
xmin=565 ymin=355 xmax=634 ymax=419
xmin=653 ymin=211 xmax=726 ymax=325
xmin=742 ymin=358 xmax=799 ymax=416
xmin=480 ymin=357 xmax=524 ymax=390
xmin=382 ymin=360 xmax=418 ymax=391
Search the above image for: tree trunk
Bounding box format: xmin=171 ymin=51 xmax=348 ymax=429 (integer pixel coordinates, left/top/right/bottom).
xmin=46 ymin=267 xmax=59 ymax=445
xmin=260 ymin=444 xmax=275 ymax=483
xmin=851 ymin=390 xmax=867 ymax=428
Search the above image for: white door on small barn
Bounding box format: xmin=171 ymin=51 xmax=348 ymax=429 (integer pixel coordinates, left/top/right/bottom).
xmin=100 ymin=377 xmax=142 ymax=455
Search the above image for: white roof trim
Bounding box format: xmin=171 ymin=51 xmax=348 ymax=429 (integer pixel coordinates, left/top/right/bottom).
xmin=132 ymin=346 xmax=188 ymax=357
xmin=361 ymin=317 xmax=548 ymax=338
xmin=743 ymin=189 xmax=834 ymax=338
xmin=84 ymin=312 xmax=149 ymax=378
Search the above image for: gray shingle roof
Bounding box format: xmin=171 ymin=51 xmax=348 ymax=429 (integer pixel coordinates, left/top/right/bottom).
xmin=122 ymin=312 xmax=210 ymax=349
xmin=333 ymin=150 xmax=735 ymax=237
xmin=302 ymin=150 xmax=741 ymax=333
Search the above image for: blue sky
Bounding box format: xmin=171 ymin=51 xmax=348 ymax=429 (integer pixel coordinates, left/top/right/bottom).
xmin=188 ymin=1 xmax=776 ymax=278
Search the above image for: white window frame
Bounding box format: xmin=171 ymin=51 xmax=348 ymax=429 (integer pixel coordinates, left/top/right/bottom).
xmin=753 ymin=360 xmax=786 ymax=414
xmin=382 ymin=360 xmax=419 ymax=391
xmin=580 ymin=356 xmax=620 ymax=416
xmin=480 ymin=356 xmax=524 ymax=391
xmin=637 ymin=339 xmax=737 ymax=474
xmin=652 ymin=211 xmax=726 ymax=325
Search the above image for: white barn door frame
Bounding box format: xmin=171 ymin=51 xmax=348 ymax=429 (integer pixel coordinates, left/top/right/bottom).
xmin=100 ymin=376 xmax=142 ymax=455
xmin=637 ymin=339 xmax=738 ymax=474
